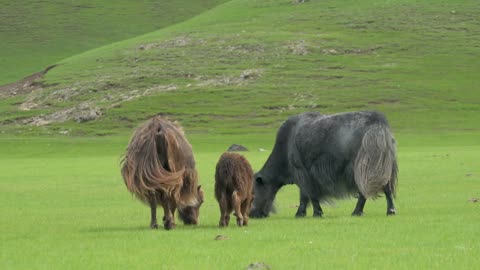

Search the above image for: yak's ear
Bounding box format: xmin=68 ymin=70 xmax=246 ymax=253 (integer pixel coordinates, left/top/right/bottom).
xmin=197 ymin=185 xmax=204 ymax=201
xmin=255 ymin=176 xmax=264 ymax=185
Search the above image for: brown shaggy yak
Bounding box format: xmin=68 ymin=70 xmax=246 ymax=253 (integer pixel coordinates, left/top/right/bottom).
xmin=121 ymin=116 xmax=204 ymax=230
xmin=215 ymin=152 xmax=254 ymax=227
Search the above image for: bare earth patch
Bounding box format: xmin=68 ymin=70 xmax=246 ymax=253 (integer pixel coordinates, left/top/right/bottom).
xmin=368 ymin=98 xmax=400 ymax=105
xmin=246 ymin=262 xmax=271 ymax=270
xmin=22 ymin=102 xmax=102 ymax=126
xmin=286 ymin=40 xmax=309 ymax=55
xmin=196 ymin=69 xmax=263 ymax=87
xmin=322 ymin=46 xmax=382 ymax=55
xmin=0 ymin=65 xmax=56 ymax=99
xmin=137 ymin=36 xmax=206 ymax=51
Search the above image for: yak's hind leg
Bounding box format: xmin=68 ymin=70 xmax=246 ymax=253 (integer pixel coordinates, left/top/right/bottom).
xmin=218 ymin=193 xmax=230 ymax=227
xmin=384 ymin=185 xmax=396 ymax=215
xmin=311 ymin=198 xmax=323 ymax=217
xmin=240 ymin=197 xmax=252 ymax=226
xmin=148 ymin=195 xmax=159 ymax=229
xmin=232 ymin=191 xmax=244 ymax=226
xmin=352 ymin=194 xmax=367 ymax=216
xmin=295 ymin=191 xmax=309 ymax=218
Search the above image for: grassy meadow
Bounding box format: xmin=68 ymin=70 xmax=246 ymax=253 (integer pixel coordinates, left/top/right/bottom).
xmin=0 ymin=133 xmax=479 ymax=269
xmin=1 ymin=0 xmax=479 ymax=269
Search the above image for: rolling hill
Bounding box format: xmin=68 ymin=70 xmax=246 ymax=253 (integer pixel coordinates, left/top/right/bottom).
xmin=1 ymin=0 xmax=479 ymax=136
xmin=0 ymin=0 xmax=228 ymax=85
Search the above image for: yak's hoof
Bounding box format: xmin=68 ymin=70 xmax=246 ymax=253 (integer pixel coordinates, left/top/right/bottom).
xmin=250 ymin=211 xmax=268 ymax=219
xmin=313 ymin=212 xmax=323 ymax=218
xmin=387 ymin=208 xmax=396 ymax=216
xmin=352 ymin=211 xmax=364 ymax=216
xmin=164 ymin=221 xmax=176 ymax=230
xmin=236 ymin=219 xmax=244 ymax=227
xmin=150 ymin=223 xmax=159 ymax=229
xmin=295 ymin=211 xmax=306 ymax=218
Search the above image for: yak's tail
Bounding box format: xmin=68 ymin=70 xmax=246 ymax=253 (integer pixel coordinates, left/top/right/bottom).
xmin=121 ymin=117 xmax=185 ymax=203
xmin=354 ymin=124 xmax=398 ymax=198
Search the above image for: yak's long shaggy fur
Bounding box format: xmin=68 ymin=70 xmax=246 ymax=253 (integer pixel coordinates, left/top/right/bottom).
xmin=215 ymin=152 xmax=254 ymax=227
xmin=251 ymin=111 xmax=398 ymax=218
xmin=121 ymin=116 xmax=202 ymax=229
xmin=354 ymin=125 xmax=397 ymax=198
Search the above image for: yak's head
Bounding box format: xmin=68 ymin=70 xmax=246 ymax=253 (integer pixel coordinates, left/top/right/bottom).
xmin=178 ymin=185 xmax=204 ymax=225
xmin=250 ymin=173 xmax=281 ymax=218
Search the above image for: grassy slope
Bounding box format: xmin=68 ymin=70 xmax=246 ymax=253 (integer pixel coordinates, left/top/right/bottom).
xmin=1 ymin=0 xmax=478 ymax=136
xmin=0 ymin=0 xmax=228 ymax=85
xmin=0 ymin=135 xmax=478 ymax=269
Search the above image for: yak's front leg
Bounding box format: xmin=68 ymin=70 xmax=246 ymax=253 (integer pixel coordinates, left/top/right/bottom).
xmin=162 ymin=198 xmax=177 ymax=230
xmin=352 ymin=194 xmax=367 ymax=216
xmin=148 ymin=195 xmax=159 ymax=229
xmin=311 ymin=198 xmax=323 ymax=217
xmin=295 ymin=191 xmax=309 ymax=218
xmin=384 ymin=185 xmax=396 ymax=216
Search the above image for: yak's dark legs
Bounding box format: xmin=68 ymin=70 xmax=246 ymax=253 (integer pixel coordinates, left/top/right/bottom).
xmin=232 ymin=191 xmax=245 ymax=227
xmin=311 ymin=198 xmax=323 ymax=217
xmin=295 ymin=192 xmax=323 ymax=218
xmin=384 ymin=185 xmax=396 ymax=216
xmin=218 ymin=194 xmax=230 ymax=227
xmin=162 ymin=198 xmax=177 ymax=230
xmin=295 ymin=191 xmax=309 ymax=218
xmin=240 ymin=197 xmax=252 ymax=226
xmin=352 ymin=194 xmax=367 ymax=216
xmin=149 ymin=196 xmax=159 ymax=229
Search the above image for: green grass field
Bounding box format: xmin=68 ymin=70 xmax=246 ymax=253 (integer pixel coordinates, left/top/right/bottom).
xmin=1 ymin=0 xmax=479 ymax=269
xmin=0 ymin=133 xmax=478 ymax=269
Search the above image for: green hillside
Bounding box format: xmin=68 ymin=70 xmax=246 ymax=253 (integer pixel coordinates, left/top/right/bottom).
xmin=1 ymin=0 xmax=479 ymax=136
xmin=0 ymin=0 xmax=228 ymax=85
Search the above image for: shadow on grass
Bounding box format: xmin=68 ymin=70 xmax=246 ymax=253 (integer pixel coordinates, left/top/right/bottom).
xmin=80 ymin=224 xmax=226 ymax=233
xmin=80 ymin=225 xmax=151 ymax=233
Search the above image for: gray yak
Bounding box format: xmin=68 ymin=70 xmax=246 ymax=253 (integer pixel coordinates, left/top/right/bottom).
xmin=250 ymin=111 xmax=398 ymax=218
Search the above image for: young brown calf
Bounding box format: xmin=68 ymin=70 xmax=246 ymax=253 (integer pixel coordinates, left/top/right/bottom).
xmin=215 ymin=152 xmax=254 ymax=227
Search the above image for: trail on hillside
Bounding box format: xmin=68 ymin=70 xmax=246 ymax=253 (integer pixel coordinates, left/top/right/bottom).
xmin=0 ymin=65 xmax=56 ymax=99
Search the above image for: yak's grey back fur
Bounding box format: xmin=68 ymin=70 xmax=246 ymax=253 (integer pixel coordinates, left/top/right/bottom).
xmin=290 ymin=111 xmax=397 ymax=200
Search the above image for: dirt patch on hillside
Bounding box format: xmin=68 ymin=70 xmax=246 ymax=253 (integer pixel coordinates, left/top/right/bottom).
xmin=21 ymin=102 xmax=102 ymax=126
xmin=286 ymin=40 xmax=309 ymax=55
xmin=137 ymin=36 xmax=206 ymax=51
xmin=322 ymin=46 xmax=382 ymax=55
xmin=195 ymin=69 xmax=263 ymax=87
xmin=0 ymin=65 xmax=57 ymax=99
xmin=368 ymin=98 xmax=400 ymax=105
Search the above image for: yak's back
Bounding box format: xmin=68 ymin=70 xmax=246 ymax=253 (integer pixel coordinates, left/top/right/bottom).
xmin=290 ymin=111 xmax=397 ymax=198
xmin=215 ymin=152 xmax=254 ymax=199
xmin=292 ymin=111 xmax=390 ymax=159
xmin=121 ymin=116 xmax=198 ymax=205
